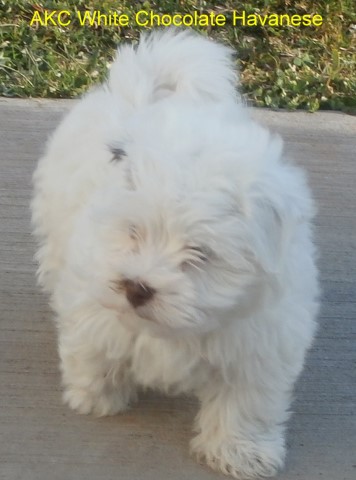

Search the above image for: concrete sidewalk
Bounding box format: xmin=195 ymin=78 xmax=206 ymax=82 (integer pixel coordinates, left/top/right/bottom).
xmin=0 ymin=99 xmax=355 ymax=480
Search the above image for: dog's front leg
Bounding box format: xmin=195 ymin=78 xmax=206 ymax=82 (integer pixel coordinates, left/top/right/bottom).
xmin=57 ymin=309 xmax=136 ymax=417
xmin=191 ymin=379 xmax=287 ymax=479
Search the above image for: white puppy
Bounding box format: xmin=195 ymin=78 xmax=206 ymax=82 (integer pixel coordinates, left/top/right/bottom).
xmin=32 ymin=30 xmax=319 ymax=478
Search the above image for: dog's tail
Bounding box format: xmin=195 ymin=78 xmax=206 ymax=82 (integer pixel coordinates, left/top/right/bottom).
xmin=108 ymin=29 xmax=238 ymax=105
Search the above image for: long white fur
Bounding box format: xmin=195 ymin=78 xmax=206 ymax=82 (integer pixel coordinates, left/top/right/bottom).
xmin=32 ymin=29 xmax=319 ymax=479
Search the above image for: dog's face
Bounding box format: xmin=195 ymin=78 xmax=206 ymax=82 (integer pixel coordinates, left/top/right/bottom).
xmin=103 ymin=190 xmax=258 ymax=335
xmin=68 ymin=106 xmax=291 ymax=337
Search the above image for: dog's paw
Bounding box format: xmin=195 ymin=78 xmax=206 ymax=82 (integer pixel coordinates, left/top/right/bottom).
xmin=190 ymin=433 xmax=285 ymax=479
xmin=63 ymin=386 xmax=132 ymax=417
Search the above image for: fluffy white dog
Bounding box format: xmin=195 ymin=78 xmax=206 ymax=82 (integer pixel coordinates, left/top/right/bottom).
xmin=32 ymin=30 xmax=319 ymax=478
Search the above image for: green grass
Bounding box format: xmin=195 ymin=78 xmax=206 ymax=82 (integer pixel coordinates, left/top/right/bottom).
xmin=0 ymin=1 xmax=355 ymax=112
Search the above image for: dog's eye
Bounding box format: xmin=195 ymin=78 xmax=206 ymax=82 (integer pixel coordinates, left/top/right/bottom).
xmin=129 ymin=225 xmax=138 ymax=240
xmin=109 ymin=146 xmax=127 ymax=163
xmin=185 ymin=246 xmax=210 ymax=263
xmin=181 ymin=246 xmax=210 ymax=272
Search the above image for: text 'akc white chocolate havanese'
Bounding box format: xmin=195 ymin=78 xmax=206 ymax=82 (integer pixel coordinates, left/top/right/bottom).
xmin=32 ymin=29 xmax=319 ymax=479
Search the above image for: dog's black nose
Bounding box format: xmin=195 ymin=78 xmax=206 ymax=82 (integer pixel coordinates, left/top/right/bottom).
xmin=122 ymin=279 xmax=155 ymax=308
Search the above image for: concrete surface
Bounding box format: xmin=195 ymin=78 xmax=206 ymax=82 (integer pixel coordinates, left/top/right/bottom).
xmin=0 ymin=98 xmax=355 ymax=480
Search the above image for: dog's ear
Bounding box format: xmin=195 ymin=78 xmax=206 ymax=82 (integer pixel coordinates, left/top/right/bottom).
xmin=246 ymin=164 xmax=315 ymax=275
xmin=247 ymin=198 xmax=290 ymax=274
